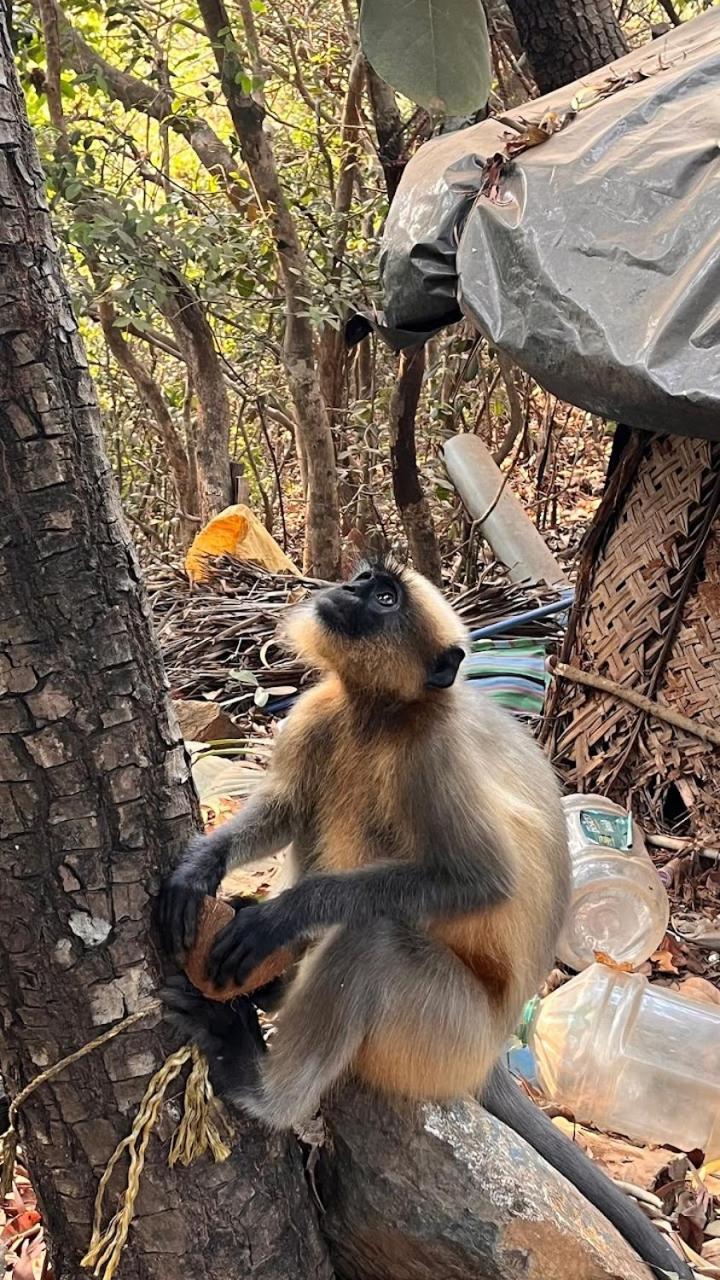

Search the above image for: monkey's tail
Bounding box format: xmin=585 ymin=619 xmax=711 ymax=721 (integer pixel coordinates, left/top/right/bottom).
xmin=481 ymin=1062 xmax=693 ymax=1280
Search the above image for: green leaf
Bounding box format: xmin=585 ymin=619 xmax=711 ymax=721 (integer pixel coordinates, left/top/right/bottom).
xmin=359 ymin=0 xmax=491 ymax=116
xmin=234 ymin=69 xmax=252 ymax=94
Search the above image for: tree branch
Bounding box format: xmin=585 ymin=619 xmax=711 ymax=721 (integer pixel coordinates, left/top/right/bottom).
xmin=97 ymin=294 xmax=197 ymax=539
xmin=197 ymin=0 xmax=340 ymax=576
xmin=548 ymin=658 xmax=720 ymax=749
xmin=36 ymin=0 xmax=245 ymax=204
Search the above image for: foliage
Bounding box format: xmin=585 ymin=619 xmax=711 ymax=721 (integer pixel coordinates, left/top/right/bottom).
xmin=12 ymin=0 xmax=709 ymax=569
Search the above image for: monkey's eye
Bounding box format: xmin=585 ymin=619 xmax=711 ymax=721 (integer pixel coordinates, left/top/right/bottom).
xmin=374 ymin=585 xmax=397 ymax=608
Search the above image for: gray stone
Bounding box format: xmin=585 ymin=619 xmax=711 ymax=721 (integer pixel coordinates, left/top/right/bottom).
xmin=319 ymin=1085 xmax=653 ymax=1280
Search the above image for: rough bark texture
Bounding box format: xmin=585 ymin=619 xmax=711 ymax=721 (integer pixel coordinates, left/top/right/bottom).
xmin=506 ymin=0 xmax=627 ymax=93
xmin=319 ymin=1086 xmax=652 ymax=1280
xmin=364 ymin=66 xmax=407 ymax=204
xmin=388 ymin=346 xmax=443 ymax=585
xmin=0 ymin=22 xmax=332 ymax=1280
xmin=197 ymin=0 xmax=341 ymax=578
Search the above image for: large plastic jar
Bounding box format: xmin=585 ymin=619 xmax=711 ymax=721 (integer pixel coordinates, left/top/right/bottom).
xmin=557 ymin=793 xmax=669 ymax=971
xmin=526 ymin=963 xmax=720 ymax=1156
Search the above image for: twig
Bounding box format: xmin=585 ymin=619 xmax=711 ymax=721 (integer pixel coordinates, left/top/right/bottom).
xmin=647 ymin=833 xmax=720 ymax=862
xmin=548 ymin=658 xmax=720 ymax=748
xmin=256 ymin=398 xmax=288 ymax=551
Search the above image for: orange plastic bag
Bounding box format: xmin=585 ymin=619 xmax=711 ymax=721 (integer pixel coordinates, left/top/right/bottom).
xmin=185 ymin=505 xmax=300 ymax=582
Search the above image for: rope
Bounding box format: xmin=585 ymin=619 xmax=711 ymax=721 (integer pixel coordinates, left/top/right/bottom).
xmin=0 ymin=997 xmax=232 ymax=1280
xmin=81 ymin=1047 xmax=193 ymax=1280
xmin=169 ymin=1044 xmax=231 ymax=1167
xmin=0 ymin=1002 xmax=161 ymax=1198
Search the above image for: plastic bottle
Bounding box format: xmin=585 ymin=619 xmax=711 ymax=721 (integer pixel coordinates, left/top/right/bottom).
xmin=557 ymin=793 xmax=669 ymax=971
xmin=522 ymin=963 xmax=720 ymax=1156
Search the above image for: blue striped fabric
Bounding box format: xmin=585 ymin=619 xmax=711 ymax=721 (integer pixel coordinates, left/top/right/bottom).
xmin=463 ymin=639 xmax=550 ymax=716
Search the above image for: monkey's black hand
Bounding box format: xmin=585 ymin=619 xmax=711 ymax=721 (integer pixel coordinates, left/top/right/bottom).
xmin=156 ymin=834 xmax=225 ymax=962
xmin=208 ymin=900 xmax=293 ymax=990
xmin=161 ymin=975 xmax=265 ymax=1097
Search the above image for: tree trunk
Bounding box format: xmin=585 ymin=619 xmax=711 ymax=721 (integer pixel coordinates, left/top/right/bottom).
xmin=0 ymin=19 xmax=332 ymax=1280
xmin=505 ymin=0 xmax=627 ymax=93
xmin=196 ymin=0 xmax=341 ymax=578
xmin=388 ymin=346 xmax=443 ymax=585
xmin=157 ymin=271 xmax=234 ymax=523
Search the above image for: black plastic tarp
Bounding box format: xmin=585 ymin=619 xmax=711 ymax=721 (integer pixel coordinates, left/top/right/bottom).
xmin=378 ymin=11 xmax=720 ymax=440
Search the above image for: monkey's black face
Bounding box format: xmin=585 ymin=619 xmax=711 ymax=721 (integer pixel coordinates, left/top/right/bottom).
xmin=315 ymin=564 xmax=405 ymax=638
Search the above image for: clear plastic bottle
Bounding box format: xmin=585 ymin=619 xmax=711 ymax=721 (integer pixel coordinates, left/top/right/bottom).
xmin=523 ymin=963 xmax=720 ymax=1156
xmin=557 ymin=793 xmax=669 ymax=971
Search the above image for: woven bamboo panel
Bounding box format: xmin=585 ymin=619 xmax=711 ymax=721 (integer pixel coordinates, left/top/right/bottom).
xmin=548 ymin=434 xmax=720 ymax=833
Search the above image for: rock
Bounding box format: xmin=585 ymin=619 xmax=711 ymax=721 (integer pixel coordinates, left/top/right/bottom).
xmin=319 ymin=1085 xmax=653 ymax=1280
xmin=172 ymin=699 xmax=241 ymax=743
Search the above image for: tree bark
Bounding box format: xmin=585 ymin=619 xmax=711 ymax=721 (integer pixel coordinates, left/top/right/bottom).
xmin=388 ymin=346 xmax=443 ymax=585
xmin=505 ymin=0 xmax=627 ymax=94
xmin=364 ymin=66 xmax=407 ymax=204
xmin=197 ymin=0 xmax=341 ymax=578
xmin=157 ymin=271 xmax=234 ymax=523
xmin=0 ymin=19 xmax=332 ymax=1280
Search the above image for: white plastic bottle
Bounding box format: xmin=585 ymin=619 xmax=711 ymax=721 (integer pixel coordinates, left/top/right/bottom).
xmin=557 ymin=793 xmax=669 ymax=971
xmin=523 ymin=963 xmax=720 ymax=1156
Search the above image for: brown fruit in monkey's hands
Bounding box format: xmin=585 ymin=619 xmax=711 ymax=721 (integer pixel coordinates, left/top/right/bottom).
xmin=184 ymin=895 xmax=292 ymax=1001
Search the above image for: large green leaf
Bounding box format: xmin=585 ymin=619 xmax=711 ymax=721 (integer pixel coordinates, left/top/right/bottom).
xmin=360 ymin=0 xmax=491 ymax=116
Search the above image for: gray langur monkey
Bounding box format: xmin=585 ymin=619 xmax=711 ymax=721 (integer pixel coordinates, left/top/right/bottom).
xmin=159 ymin=559 xmax=691 ymax=1280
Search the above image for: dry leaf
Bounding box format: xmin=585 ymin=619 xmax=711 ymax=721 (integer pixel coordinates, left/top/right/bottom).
xmin=551 ymin=1118 xmax=675 ymax=1190
xmin=201 ymin=796 xmax=243 ymax=833
xmin=652 ymin=948 xmax=680 ymax=975
xmin=480 ymin=152 xmax=511 ymax=202
xmin=504 ymin=110 xmax=568 ymax=158
xmin=677 ymin=1183 xmax=712 ymax=1253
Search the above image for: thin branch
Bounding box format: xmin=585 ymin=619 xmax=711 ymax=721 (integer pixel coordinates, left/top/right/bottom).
xmin=549 ymin=658 xmax=720 ymax=750
xmin=37 ymin=0 xmax=244 ymax=204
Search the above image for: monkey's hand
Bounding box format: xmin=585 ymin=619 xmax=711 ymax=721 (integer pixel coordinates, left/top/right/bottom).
xmin=161 ymin=975 xmax=265 ymax=1097
xmin=157 ymin=834 xmax=226 ymax=963
xmin=208 ymin=899 xmax=292 ymax=990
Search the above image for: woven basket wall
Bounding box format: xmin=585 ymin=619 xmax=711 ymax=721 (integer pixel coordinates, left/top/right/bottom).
xmin=546 ymin=433 xmax=720 ymax=834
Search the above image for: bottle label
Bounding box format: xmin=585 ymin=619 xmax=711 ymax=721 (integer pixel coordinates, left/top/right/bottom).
xmin=579 ymin=808 xmax=633 ymax=850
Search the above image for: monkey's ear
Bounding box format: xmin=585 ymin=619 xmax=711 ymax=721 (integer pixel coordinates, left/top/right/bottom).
xmin=426 ymin=646 xmax=465 ymax=689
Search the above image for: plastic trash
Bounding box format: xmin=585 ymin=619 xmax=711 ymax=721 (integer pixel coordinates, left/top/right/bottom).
xmin=522 ymin=963 xmax=720 ymax=1156
xmin=185 ymin=504 xmax=300 ymax=582
xmin=557 ymin=793 xmax=669 ymax=972
xmin=443 ymin=434 xmax=569 ymax=587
